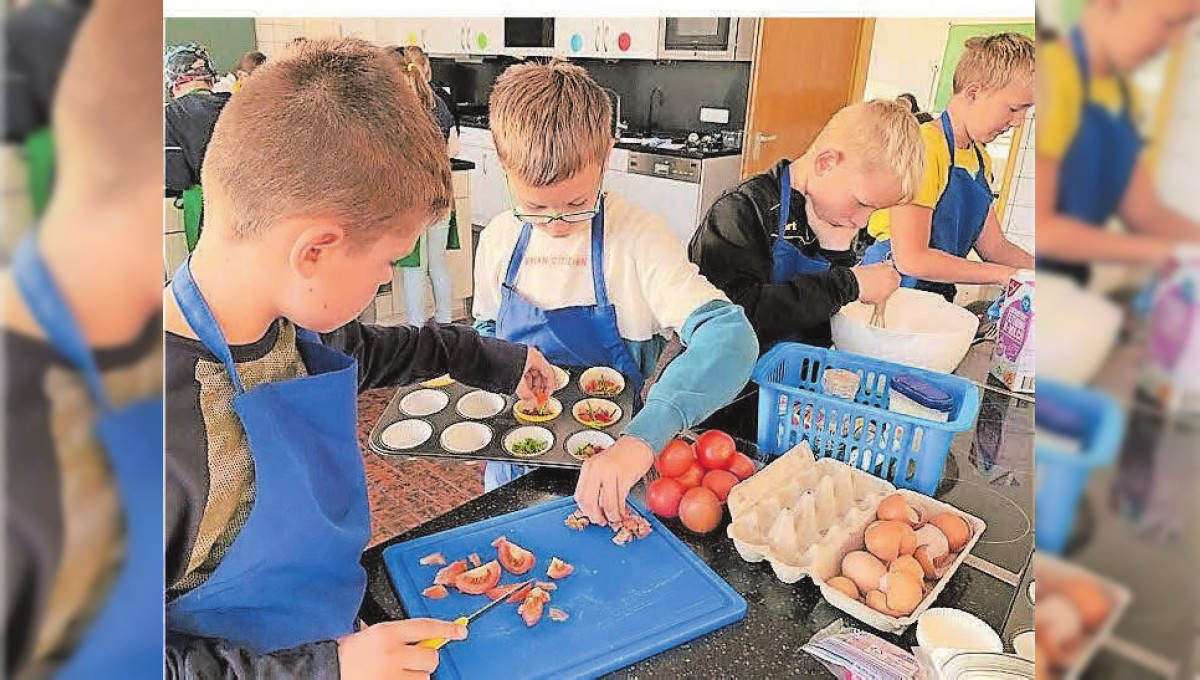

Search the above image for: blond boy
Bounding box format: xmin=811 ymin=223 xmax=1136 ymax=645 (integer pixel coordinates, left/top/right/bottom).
xmin=863 ymin=32 xmax=1035 ymax=300
xmin=472 ymin=60 xmax=759 ymax=524
xmin=691 ymin=99 xmax=921 ymax=351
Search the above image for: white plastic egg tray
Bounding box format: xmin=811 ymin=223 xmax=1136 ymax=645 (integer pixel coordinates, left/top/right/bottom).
xmin=727 ymin=442 xmax=987 ymax=634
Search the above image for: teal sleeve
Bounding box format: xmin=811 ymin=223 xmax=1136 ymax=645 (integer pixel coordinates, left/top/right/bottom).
xmin=473 ymin=318 xmax=497 ymax=337
xmin=622 ymin=300 xmax=759 ymax=452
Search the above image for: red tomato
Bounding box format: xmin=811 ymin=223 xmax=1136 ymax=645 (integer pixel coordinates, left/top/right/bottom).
xmin=546 ymin=556 xmax=574 ymax=579
xmin=485 ymin=583 xmax=523 ymax=601
xmin=655 ymin=439 xmax=695 ymax=478
xmin=694 ymin=430 xmax=736 ymax=470
xmin=702 ymin=469 xmax=739 ymax=503
xmin=422 ymin=584 xmax=448 ymax=599
xmin=676 ymin=462 xmax=705 ymax=489
xmin=433 ymin=559 xmax=467 ymax=586
xmin=518 ymin=588 xmax=550 ymax=626
xmin=646 ymin=477 xmax=686 ymax=518
xmin=455 ymin=560 xmax=501 ymax=595
xmin=494 ymin=537 xmax=536 ymax=575
xmin=727 ymin=452 xmax=757 ymax=480
xmin=678 ymin=487 xmax=723 ymax=534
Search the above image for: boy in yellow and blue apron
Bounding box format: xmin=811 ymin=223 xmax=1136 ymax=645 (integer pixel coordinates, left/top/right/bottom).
xmin=862 ymin=33 xmax=1036 ymax=302
xmin=1036 ymin=0 xmax=1200 ymax=284
xmin=471 ymin=60 xmax=759 ymax=526
xmin=164 ymin=39 xmax=554 ymax=677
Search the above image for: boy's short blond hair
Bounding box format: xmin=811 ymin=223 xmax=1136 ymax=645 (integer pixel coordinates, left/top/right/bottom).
xmin=203 ymin=38 xmax=451 ymax=243
xmin=953 ymin=33 xmax=1036 ymax=94
xmin=489 ymin=59 xmax=612 ymax=187
xmin=809 ymin=99 xmax=925 ymax=203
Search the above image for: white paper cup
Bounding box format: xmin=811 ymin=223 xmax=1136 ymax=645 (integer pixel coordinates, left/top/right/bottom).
xmin=579 ymin=366 xmax=625 ymax=397
xmin=400 ymin=389 xmax=449 ymax=417
xmin=503 ymin=426 xmax=554 ymax=458
xmin=917 ymin=608 xmax=1003 ymax=653
xmin=440 ymin=422 xmax=492 ymax=453
xmin=456 ymin=391 xmax=507 ymax=419
xmin=565 ymin=430 xmax=616 ymax=460
xmin=552 ymin=365 xmax=570 ymax=391
xmin=381 ymin=419 xmax=433 ymax=451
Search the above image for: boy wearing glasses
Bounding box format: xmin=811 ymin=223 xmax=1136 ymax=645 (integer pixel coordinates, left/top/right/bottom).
xmin=472 ymin=60 xmax=758 ymax=527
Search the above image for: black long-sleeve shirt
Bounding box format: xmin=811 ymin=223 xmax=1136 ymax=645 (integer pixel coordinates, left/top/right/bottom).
xmin=164 ymin=90 xmax=230 ymax=196
xmin=688 ymin=159 xmax=862 ymax=350
xmin=165 ymin=319 xmax=527 ymax=678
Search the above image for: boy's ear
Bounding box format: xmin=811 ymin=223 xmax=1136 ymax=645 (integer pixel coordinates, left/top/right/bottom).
xmin=813 ymin=148 xmax=843 ymax=177
xmin=962 ymin=82 xmax=983 ymax=101
xmin=288 ymin=221 xmax=348 ymax=279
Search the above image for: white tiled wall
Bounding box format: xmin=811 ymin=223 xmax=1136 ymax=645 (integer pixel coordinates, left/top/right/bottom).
xmin=1156 ymin=22 xmax=1200 ymax=223
xmin=1001 ymin=110 xmax=1036 ymax=256
xmin=253 ymin=18 xmax=340 ymax=56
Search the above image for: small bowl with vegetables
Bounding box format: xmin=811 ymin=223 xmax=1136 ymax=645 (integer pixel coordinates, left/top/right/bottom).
xmin=513 ymin=397 xmax=563 ymax=425
xmin=504 ymin=426 xmax=554 ymax=459
xmin=566 ymin=430 xmax=615 ymax=461
xmin=572 ymin=398 xmax=622 ymax=430
xmin=552 ymin=365 xmax=571 ymax=392
xmin=580 ymin=366 xmax=625 ymax=397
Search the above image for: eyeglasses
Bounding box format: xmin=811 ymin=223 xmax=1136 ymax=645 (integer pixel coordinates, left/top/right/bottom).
xmin=508 ymin=178 xmax=604 ymax=226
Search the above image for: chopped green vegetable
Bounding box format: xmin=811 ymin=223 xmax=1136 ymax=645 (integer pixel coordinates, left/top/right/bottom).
xmin=572 ymin=443 xmax=606 ymax=459
xmin=585 ymin=375 xmax=621 ymax=396
xmin=510 ymin=437 xmax=548 ymax=456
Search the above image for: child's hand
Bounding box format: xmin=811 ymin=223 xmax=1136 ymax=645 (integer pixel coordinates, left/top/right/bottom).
xmin=337 ymin=618 xmax=466 ymax=680
xmin=517 ymin=348 xmax=555 ymax=405
xmin=574 ymin=435 xmax=654 ymax=526
xmin=850 ymin=263 xmax=901 ymax=304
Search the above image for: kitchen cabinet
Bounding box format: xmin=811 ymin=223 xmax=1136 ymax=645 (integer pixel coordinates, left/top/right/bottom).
xmin=428 ymin=18 xmax=504 ymax=56
xmin=556 ymin=18 xmax=659 ymax=59
xmin=457 ymin=128 xmax=508 ymax=227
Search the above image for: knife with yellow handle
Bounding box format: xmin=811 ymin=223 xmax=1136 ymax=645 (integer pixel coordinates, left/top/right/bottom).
xmin=417 ymin=579 xmax=535 ymax=649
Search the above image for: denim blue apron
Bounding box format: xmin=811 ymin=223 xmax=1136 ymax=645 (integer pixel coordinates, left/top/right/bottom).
xmin=769 ymin=163 xmax=835 ymax=281
xmin=862 ymin=111 xmax=993 ymax=301
xmin=484 ymin=201 xmax=645 ymax=490
xmin=13 ymin=235 xmax=162 ymax=679
xmin=1040 ymin=27 xmax=1142 ymax=284
xmin=164 ymin=259 xmax=370 ymax=654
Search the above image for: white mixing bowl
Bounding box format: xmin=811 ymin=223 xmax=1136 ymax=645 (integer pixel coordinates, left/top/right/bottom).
xmin=832 ymin=289 xmax=980 ymax=373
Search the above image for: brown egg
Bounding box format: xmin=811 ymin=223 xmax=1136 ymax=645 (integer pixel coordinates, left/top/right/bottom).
xmin=877 ymin=493 xmax=919 ymax=526
xmin=1035 ymin=594 xmax=1084 ymax=667
xmin=889 ymin=554 xmax=924 ymax=582
xmin=827 ymin=575 xmax=861 ymax=601
xmin=841 ymin=550 xmax=886 ymax=593
xmin=929 ymin=512 xmax=971 ymax=552
xmin=865 ymin=589 xmax=892 ymax=614
xmin=878 ymin=571 xmax=923 ymax=616
xmin=865 ymin=520 xmax=917 ymax=563
xmin=1057 ymin=577 xmax=1112 ymax=631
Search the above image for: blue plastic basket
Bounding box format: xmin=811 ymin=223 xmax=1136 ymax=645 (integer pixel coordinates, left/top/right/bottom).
xmin=752 ymin=343 xmax=981 ymax=495
xmin=1034 ymin=380 xmax=1125 ymax=553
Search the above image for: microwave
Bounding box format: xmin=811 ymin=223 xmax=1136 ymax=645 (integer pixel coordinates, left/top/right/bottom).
xmin=658 ymin=17 xmax=757 ymax=61
xmin=504 ymin=18 xmax=555 ymax=49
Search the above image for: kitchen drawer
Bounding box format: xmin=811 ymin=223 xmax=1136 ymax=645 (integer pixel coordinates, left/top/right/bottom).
xmin=452 ymin=171 xmax=469 ymax=199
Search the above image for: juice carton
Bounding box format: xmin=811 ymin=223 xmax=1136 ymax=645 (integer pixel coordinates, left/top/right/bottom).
xmin=990 ymin=269 xmax=1035 ymax=393
xmin=1142 ymin=247 xmax=1200 ymax=413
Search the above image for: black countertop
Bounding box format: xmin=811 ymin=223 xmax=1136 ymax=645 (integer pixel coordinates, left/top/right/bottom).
xmin=360 ymin=341 xmax=1036 ymax=676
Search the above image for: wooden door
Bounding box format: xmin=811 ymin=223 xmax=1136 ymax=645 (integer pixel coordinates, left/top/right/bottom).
xmin=741 ymin=18 xmax=875 ymax=177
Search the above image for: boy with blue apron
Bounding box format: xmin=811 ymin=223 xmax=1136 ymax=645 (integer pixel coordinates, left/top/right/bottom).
xmin=861 ymin=111 xmax=995 ymax=302
xmin=7 ymin=235 xmax=163 ymax=679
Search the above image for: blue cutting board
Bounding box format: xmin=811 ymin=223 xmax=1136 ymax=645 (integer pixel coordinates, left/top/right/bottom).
xmin=383 ymin=497 xmax=746 ymax=680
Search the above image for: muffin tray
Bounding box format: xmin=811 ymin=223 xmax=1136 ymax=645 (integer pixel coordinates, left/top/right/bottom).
xmin=367 ymin=366 xmax=634 ymax=468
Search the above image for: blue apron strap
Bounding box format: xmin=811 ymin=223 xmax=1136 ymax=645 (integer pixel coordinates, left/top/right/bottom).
xmin=169 ymin=258 xmax=246 ymax=394
xmin=940 ymin=111 xmax=958 ymax=179
xmin=1070 ymin=28 xmax=1091 ymax=99
xmin=503 ymin=221 xmax=535 ymax=288
xmin=12 ymin=233 xmax=111 ymax=411
xmin=590 ymin=198 xmax=610 ymax=308
xmin=970 ymin=138 xmax=988 ymax=184
xmin=295 ymin=327 xmax=321 ymax=344
xmin=778 ymin=163 xmax=791 ymax=240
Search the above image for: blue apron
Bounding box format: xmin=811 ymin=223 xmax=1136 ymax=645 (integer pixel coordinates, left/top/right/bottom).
xmin=862 ymin=111 xmax=993 ymax=302
xmin=164 ymin=259 xmax=370 ymax=654
xmin=769 ymin=163 xmax=835 ymax=281
xmin=12 ymin=235 xmax=162 ymax=680
xmin=1041 ymin=27 xmax=1142 ymax=284
xmin=485 ymin=201 xmax=646 ymax=489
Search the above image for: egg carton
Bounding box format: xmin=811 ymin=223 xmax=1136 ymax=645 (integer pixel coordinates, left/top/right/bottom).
xmin=726 ymin=442 xmax=987 ymax=634
xmin=1032 ymin=553 xmax=1132 ymax=680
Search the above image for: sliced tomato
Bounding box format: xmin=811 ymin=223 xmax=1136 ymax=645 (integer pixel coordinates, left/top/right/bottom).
xmin=422 ymin=584 xmax=448 ymax=599
xmin=468 ymin=553 xmax=482 ymax=568
xmin=547 ymin=607 xmax=569 ymax=622
xmin=485 ymin=583 xmax=523 ymax=601
xmin=535 ymin=580 xmax=557 ymax=591
xmin=547 ymin=557 xmax=574 ymax=580
xmin=495 ymin=537 xmax=536 ymax=575
xmin=490 ymin=535 xmax=507 ymax=548
xmin=455 ymin=560 xmax=501 ymax=595
xmin=418 ymin=552 xmax=446 ymax=566
xmin=433 ymin=559 xmax=467 ymax=586
xmin=517 ymin=591 xmax=547 ymax=627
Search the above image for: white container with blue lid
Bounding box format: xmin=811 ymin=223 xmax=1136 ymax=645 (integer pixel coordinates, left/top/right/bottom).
xmin=888 ymin=374 xmax=954 ymax=423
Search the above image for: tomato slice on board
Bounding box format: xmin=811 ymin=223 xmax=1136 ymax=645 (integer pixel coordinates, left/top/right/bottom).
xmin=494 ymin=537 xmax=536 ymax=575
xmin=546 ymin=557 xmax=574 ymax=580
xmin=422 ymin=585 xmax=448 ymax=600
xmin=468 ymin=553 xmax=482 ymax=568
xmin=433 ymin=559 xmax=467 ymax=586
xmin=485 ymin=583 xmax=524 ymax=602
xmin=419 ymin=552 xmax=446 ymax=566
xmin=548 ymin=607 xmax=569 ymax=622
xmin=455 ymin=560 xmax=502 ymax=595
xmin=517 ymin=587 xmax=551 ymax=627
